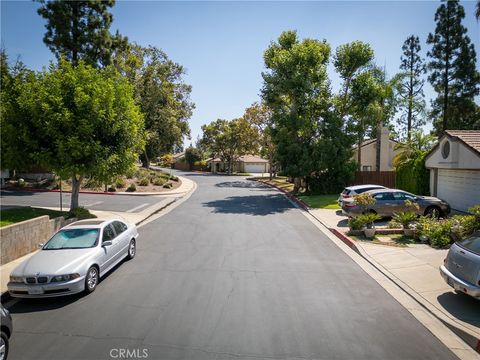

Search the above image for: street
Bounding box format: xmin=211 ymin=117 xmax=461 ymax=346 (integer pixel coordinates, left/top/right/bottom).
xmin=5 ymin=172 xmax=457 ymax=360
xmin=0 ymin=190 xmax=170 ymax=213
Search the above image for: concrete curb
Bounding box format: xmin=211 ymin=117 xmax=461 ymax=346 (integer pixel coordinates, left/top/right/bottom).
xmin=253 ymin=178 xmax=480 ymax=355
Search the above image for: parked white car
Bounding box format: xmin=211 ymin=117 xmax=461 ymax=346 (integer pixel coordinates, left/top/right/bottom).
xmin=338 ymin=184 xmax=386 ymax=207
xmin=8 ymin=219 xmax=138 ymax=298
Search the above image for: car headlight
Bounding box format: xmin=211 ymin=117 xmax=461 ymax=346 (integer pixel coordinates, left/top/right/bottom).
xmin=9 ymin=275 xmax=23 ymax=283
xmin=51 ymin=273 xmax=81 ymax=282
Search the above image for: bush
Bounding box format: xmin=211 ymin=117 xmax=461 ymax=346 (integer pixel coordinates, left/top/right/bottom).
xmin=391 ymin=211 xmax=417 ymax=228
xmin=138 ymin=177 xmax=149 ymax=186
xmin=107 ymin=185 xmax=116 ymax=192
xmin=115 ymin=178 xmax=126 ymax=189
xmin=170 ymin=175 xmax=179 ymax=182
xmin=126 ymin=183 xmax=136 ymax=192
xmin=348 ymin=217 xmax=365 ymax=230
xmin=451 ymin=215 xmax=479 ymax=240
xmin=67 ymin=207 xmax=96 ymax=220
xmin=163 ymin=182 xmax=173 ymax=189
xmin=152 ymin=177 xmax=166 ymax=186
xmin=416 ymin=216 xmax=452 ymax=248
xmin=84 ymin=177 xmax=102 ymax=189
xmin=356 ymin=213 xmax=382 ymax=229
xmin=396 ymin=156 xmax=429 ymax=195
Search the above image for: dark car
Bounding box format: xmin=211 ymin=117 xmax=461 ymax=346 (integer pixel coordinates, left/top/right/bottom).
xmin=0 ymin=304 xmax=12 ymax=360
xmin=440 ymin=232 xmax=480 ymax=299
xmin=341 ymin=188 xmax=450 ymax=218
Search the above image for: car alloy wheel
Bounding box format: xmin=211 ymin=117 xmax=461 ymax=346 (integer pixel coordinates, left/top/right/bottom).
xmin=128 ymin=239 xmax=136 ymax=260
xmin=85 ymin=266 xmax=98 ymax=294
xmin=0 ymin=332 xmax=8 ymax=360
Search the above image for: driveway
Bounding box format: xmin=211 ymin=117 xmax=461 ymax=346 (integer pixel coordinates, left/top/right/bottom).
xmin=6 ymin=172 xmax=457 ymax=359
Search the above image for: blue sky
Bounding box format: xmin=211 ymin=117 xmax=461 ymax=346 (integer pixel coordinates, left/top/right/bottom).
xmin=2 ymin=1 xmax=479 ymax=145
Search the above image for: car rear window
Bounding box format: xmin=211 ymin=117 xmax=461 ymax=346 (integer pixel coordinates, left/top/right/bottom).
xmin=457 ymin=234 xmax=480 ymax=255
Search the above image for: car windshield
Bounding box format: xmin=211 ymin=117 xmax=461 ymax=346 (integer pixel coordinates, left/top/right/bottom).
xmin=457 ymin=234 xmax=480 ymax=255
xmin=43 ymin=228 xmax=99 ymax=250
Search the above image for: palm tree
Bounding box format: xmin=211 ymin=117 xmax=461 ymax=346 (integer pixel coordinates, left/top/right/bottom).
xmin=392 ymin=131 xmax=435 ymax=169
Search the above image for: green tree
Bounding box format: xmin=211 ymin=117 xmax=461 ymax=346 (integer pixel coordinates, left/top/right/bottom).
xmin=184 ymin=147 xmax=201 ymax=170
xmin=113 ymin=44 xmax=193 ymax=168
xmin=36 ymin=0 xmax=127 ymax=67
xmin=333 ymin=41 xmax=374 ymax=116
xmin=397 ymin=35 xmax=426 ymax=140
xmin=262 ymin=30 xmax=332 ymax=192
xmin=476 ymin=1 xmax=480 ymax=20
xmin=2 ymin=60 xmax=144 ymax=210
xmin=201 ymin=118 xmax=259 ymax=174
xmin=243 ymin=102 xmax=277 ymax=179
xmin=427 ymin=0 xmax=480 ymax=133
xmin=393 ymin=131 xmax=435 ymax=195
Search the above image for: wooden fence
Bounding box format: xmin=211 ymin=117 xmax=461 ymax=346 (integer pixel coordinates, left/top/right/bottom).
xmin=350 ymin=171 xmax=396 ymax=188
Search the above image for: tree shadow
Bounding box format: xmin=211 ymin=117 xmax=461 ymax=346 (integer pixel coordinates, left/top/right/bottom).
xmin=215 ymin=181 xmax=269 ymax=189
xmin=437 ymin=292 xmax=480 ymax=328
xmin=202 ymin=194 xmax=293 ymax=216
xmin=0 ymin=190 xmax=36 ymax=197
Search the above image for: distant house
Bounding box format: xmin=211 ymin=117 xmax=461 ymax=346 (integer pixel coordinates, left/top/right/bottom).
xmin=352 ymin=126 xmax=400 ymax=171
xmin=425 ymin=130 xmax=480 ymax=212
xmin=208 ymin=155 xmax=269 ymax=174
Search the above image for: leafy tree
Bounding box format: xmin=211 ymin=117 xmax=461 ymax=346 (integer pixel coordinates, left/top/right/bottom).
xmin=201 ymin=118 xmax=259 ymax=174
xmin=184 ymin=147 xmax=201 ymax=170
xmin=243 ymin=102 xmax=277 ymax=179
xmin=427 ymin=0 xmax=480 ymax=133
xmin=393 ymin=131 xmax=435 ymax=195
xmin=36 ymin=0 xmax=127 ymax=67
xmin=477 ymin=0 xmax=480 ymax=20
xmin=2 ymin=60 xmax=144 ymax=210
xmin=113 ymin=44 xmax=193 ymax=168
xmin=397 ymin=35 xmax=427 ymax=140
xmin=333 ymin=41 xmax=374 ymax=116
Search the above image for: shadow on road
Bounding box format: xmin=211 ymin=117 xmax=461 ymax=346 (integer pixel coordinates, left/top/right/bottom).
xmin=437 ymin=292 xmax=480 ymax=327
xmin=215 ymin=181 xmax=269 ymax=189
xmin=0 ymin=191 xmax=36 ymax=197
xmin=203 ymin=194 xmax=293 ymax=216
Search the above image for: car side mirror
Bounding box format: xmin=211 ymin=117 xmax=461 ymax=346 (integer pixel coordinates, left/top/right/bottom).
xmin=102 ymin=240 xmax=113 ymax=247
xmin=38 ymin=243 xmax=44 ymax=248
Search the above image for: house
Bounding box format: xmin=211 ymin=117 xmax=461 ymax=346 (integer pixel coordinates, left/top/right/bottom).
xmin=425 ymin=130 xmax=480 ymax=212
xmin=352 ymin=126 xmax=400 ymax=171
xmin=208 ymin=155 xmax=269 ymax=174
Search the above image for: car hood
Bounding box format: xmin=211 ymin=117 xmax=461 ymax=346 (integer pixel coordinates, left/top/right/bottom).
xmin=12 ymin=248 xmax=96 ymax=276
xmin=419 ymin=196 xmax=442 ymax=202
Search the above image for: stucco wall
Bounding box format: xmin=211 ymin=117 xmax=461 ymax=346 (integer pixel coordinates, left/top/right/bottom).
xmin=352 ymin=140 xmax=400 ymax=171
xmin=0 ymin=216 xmax=76 ymax=265
xmin=425 ymin=137 xmax=480 ymax=170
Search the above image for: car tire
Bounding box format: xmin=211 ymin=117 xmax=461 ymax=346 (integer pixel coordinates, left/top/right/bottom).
xmin=0 ymin=331 xmax=9 ymax=360
xmin=127 ymin=239 xmax=136 ymax=260
xmin=425 ymin=206 xmax=441 ymax=219
xmin=84 ymin=266 xmax=99 ymax=294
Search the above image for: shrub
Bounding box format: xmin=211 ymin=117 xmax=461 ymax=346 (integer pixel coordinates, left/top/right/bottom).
xmin=416 ymin=216 xmax=452 ymax=248
xmin=125 ymin=168 xmax=135 ymax=179
xmin=353 ymin=193 xmax=376 ymax=207
xmin=451 ymin=215 xmax=479 ymax=241
xmin=107 ymin=185 xmax=116 ymax=192
xmin=356 ymin=213 xmax=382 ymax=229
xmin=468 ymin=205 xmax=480 ymax=222
xmin=348 ymin=217 xmax=365 ymax=230
xmin=396 ymin=155 xmax=429 ymax=195
xmin=152 ymin=177 xmax=166 ymax=186
xmin=391 ymin=211 xmax=417 ymax=228
xmin=138 ymin=177 xmax=149 ymax=186
xmin=126 ymin=183 xmax=136 ymax=192
xmin=115 ymin=178 xmax=126 ymax=189
xmin=67 ymin=207 xmax=96 ymax=220
xmin=84 ymin=177 xmax=102 ymax=189
xmin=163 ymin=182 xmax=173 ymax=189
xmin=170 ymin=175 xmax=179 ymax=182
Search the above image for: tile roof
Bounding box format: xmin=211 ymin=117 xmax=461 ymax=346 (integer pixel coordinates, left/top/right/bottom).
xmin=445 ymin=130 xmax=480 ymax=154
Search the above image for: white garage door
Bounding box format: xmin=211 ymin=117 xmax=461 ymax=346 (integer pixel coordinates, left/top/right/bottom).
xmin=437 ymin=169 xmax=480 ymax=211
xmin=244 ymin=163 xmax=266 ymax=173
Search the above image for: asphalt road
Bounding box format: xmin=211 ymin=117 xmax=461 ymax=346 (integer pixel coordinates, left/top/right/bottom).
xmin=6 ymin=172 xmax=457 ymax=360
xmin=0 ymin=190 xmax=166 ymax=213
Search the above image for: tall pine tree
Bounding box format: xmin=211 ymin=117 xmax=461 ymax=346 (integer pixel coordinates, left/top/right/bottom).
xmin=397 ymin=35 xmax=426 ymax=140
xmin=36 ymin=0 xmax=127 ymax=67
xmin=427 ymin=0 xmax=480 ymax=133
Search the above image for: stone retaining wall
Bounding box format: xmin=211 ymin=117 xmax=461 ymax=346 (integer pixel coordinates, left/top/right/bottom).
xmin=0 ymin=216 xmax=76 ymax=265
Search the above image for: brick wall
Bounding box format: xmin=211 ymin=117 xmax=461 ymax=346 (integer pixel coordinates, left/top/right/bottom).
xmin=0 ymin=216 xmax=76 ymax=265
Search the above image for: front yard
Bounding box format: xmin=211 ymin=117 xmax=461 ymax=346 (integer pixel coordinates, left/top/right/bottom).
xmin=254 ymin=176 xmax=340 ymax=209
xmin=0 ymin=207 xmax=68 ymax=227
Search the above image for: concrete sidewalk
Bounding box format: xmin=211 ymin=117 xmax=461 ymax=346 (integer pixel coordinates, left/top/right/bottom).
xmin=0 ymin=175 xmax=196 ymax=297
xmin=310 ymin=208 xmax=480 ymax=352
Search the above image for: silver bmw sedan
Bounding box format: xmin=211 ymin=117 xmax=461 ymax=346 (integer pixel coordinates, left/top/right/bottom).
xmin=7 ymin=219 xmax=138 ymax=298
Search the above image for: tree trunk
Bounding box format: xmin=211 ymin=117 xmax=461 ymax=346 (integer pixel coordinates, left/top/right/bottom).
xmin=357 ymin=135 xmax=363 ymax=171
xmin=442 ymin=4 xmax=451 ymax=132
xmin=269 ymin=152 xmax=273 ymax=180
xmin=141 ymin=151 xmax=150 ymax=169
xmin=293 ymin=177 xmax=301 ymax=194
xmin=407 ymin=55 xmax=414 ymax=140
xmin=375 ymin=121 xmax=382 ymax=173
xmin=70 ymin=175 xmax=83 ymax=211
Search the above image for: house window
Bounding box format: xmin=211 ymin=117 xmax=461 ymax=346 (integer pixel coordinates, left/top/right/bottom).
xmin=362 ymin=166 xmax=373 ymax=171
xmin=442 ymin=141 xmax=450 ymax=159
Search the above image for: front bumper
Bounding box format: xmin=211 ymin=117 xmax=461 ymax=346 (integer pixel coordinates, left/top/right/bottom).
xmin=440 ymin=265 xmax=480 ymax=298
xmin=7 ymin=276 xmax=85 ymax=298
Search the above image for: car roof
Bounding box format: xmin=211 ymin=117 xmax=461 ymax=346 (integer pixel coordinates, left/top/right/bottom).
xmin=367 ymin=188 xmax=407 ymax=194
xmin=64 ymin=219 xmax=127 ymax=229
xmin=345 ymin=184 xmax=386 ymax=191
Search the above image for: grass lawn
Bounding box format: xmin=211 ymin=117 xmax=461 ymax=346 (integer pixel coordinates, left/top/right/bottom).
xmin=253 ymin=176 xmax=339 ymax=209
xmin=0 ymin=207 xmax=68 ymax=227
